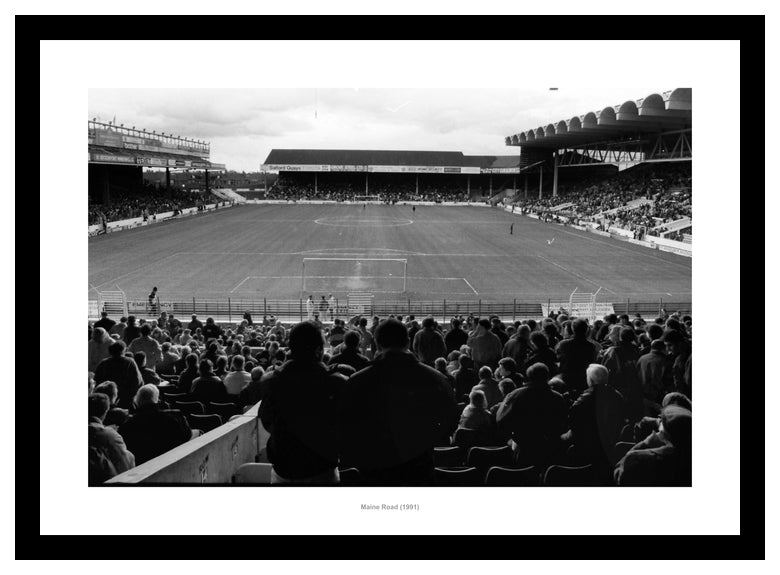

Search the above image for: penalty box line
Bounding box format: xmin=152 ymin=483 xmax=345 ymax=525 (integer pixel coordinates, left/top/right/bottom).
xmin=230 ymin=275 xmax=478 ymax=292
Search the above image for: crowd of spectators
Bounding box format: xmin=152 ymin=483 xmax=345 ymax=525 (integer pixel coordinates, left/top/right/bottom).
xmin=508 ymin=162 xmax=691 ymax=239
xmin=89 ymin=184 xmax=222 ymax=225
xmin=89 ymin=303 xmax=692 ymax=486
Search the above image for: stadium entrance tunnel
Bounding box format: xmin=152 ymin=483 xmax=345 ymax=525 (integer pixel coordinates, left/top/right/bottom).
xmin=314 ymin=216 xmax=413 ymax=227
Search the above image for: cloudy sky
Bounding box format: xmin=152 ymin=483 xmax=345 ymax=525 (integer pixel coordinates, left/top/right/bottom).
xmin=89 ymin=86 xmax=676 ymax=172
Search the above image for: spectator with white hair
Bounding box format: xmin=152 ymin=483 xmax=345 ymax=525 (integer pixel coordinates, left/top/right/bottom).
xmin=457 ymin=389 xmax=492 ymax=437
xmin=118 ymin=384 xmax=193 ymax=465
xmin=89 ymin=393 xmax=135 ymax=484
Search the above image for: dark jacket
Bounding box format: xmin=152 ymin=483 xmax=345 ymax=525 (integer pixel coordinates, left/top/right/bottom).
xmin=191 ymin=375 xmax=228 ymax=403
xmin=94 ymin=356 xmax=144 ymax=409
xmin=328 ymin=348 xmax=370 ymax=373
xmin=412 ymin=328 xmax=447 ymax=366
xmin=502 ymin=337 xmax=532 ymax=367
xmin=520 ymin=347 xmax=558 ymax=377
xmin=568 ymin=384 xmax=626 ymax=466
xmin=496 ymin=382 xmax=568 ymax=466
xmin=123 ymin=325 xmax=140 ymax=345
xmin=453 ymin=366 xmax=480 ymax=402
xmin=614 ymin=442 xmax=691 ymax=486
xmin=636 ymin=350 xmax=672 ymax=403
xmin=444 ymin=327 xmax=468 ymax=354
xmin=555 ymin=335 xmax=601 ymax=394
xmin=339 ymin=350 xmax=457 ymax=485
xmin=118 ymin=404 xmax=192 ymax=465
xmin=258 ymin=359 xmax=348 ymax=480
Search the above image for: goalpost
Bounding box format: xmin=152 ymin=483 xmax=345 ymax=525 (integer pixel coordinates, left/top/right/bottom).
xmin=301 ymin=258 xmax=408 ymax=293
xmin=353 ymin=195 xmax=382 ymax=202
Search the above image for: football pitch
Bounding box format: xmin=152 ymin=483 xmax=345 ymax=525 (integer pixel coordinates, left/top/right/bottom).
xmin=88 ymin=203 xmax=692 ymax=308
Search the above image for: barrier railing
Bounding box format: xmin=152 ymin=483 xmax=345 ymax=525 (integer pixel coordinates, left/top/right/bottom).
xmin=89 ymin=297 xmax=691 ymax=323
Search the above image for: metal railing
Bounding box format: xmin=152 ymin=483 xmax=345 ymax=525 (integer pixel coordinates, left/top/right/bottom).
xmin=88 ymin=297 xmax=691 ymax=324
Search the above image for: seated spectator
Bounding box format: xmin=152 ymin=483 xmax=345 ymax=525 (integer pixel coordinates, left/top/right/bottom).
xmin=88 ymin=327 xmax=113 ymax=373
xmin=238 ymin=365 xmax=266 ymax=409
xmin=94 ymin=381 xmax=129 ymax=428
xmin=632 ymin=391 xmax=692 ymax=447
xmin=489 ymin=378 xmax=517 ymax=435
xmin=472 ymin=366 xmax=503 ymax=409
xmin=495 ymin=357 xmax=524 ymax=388
xmin=434 ymin=357 xmax=455 ymax=396
xmin=94 ymin=341 xmax=144 ymax=409
xmin=191 ymin=359 xmax=228 ymax=404
xmin=224 ymin=355 xmax=252 ymax=396
xmin=174 ymin=328 xmax=193 ymax=346
xmin=188 ymin=314 xmax=204 ymax=332
xmin=128 ymin=323 xmax=163 ymax=371
xmin=177 ymin=353 xmax=199 ymax=393
xmin=566 ymin=364 xmax=626 ymax=473
xmin=614 ymin=404 xmax=692 ymax=486
xmin=259 ymin=321 xmax=348 ymax=484
xmin=555 ymin=318 xmax=601 ymax=396
xmin=214 ymin=355 xmax=229 ymax=379
xmin=89 ymin=393 xmax=135 ymax=484
xmin=156 ymin=342 xmax=179 ymax=377
xmin=663 ymin=329 xmax=692 ymax=399
xmin=444 ymin=318 xmax=468 ymax=354
xmin=453 ymin=354 xmax=479 ymax=403
xmin=496 ymin=362 xmax=568 ymax=467
xmin=245 ymin=330 xmax=263 ymax=347
xmin=109 ymin=316 xmax=127 ymax=340
xmin=133 ymin=352 xmax=162 ymax=386
xmin=240 ymin=345 xmax=258 ymax=370
xmin=329 ymin=330 xmax=371 ymax=373
xmin=340 ymin=318 xmax=457 ymax=486
xmin=412 ymin=317 xmax=447 ymax=366
xmin=458 ymin=389 xmax=492 ymax=439
xmin=118 ymin=384 xmax=193 ymax=465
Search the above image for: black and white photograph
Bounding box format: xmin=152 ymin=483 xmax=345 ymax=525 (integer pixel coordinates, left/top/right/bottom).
xmin=29 ymin=26 xmax=762 ymax=553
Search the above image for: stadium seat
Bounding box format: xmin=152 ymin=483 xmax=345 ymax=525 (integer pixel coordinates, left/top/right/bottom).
xmin=620 ymin=423 xmax=635 ymax=443
xmin=174 ymin=400 xmax=205 ymax=415
xmin=467 ymin=446 xmax=513 ymax=477
xmin=451 ymin=428 xmax=478 ymax=450
xmin=433 ymin=446 xmax=465 ymax=468
xmin=186 ymin=413 xmax=222 ymax=433
xmin=542 ymin=464 xmax=596 ymax=486
xmin=232 ymin=462 xmax=272 ymax=485
xmin=484 ymin=466 xmax=540 ymax=486
xmin=162 ymin=392 xmax=188 ymax=404
xmin=613 ymin=442 xmax=635 ymax=463
xmin=338 ymin=467 xmax=362 ymax=486
xmin=207 ymin=402 xmax=239 ymax=422
xmin=434 ymin=467 xmax=482 ymax=486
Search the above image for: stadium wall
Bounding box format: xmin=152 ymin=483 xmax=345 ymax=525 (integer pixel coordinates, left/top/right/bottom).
xmin=88 ymin=202 xmax=237 ymax=236
xmin=243 ymin=199 xmax=492 ymax=207
xmin=106 ymin=403 xmax=268 ymax=484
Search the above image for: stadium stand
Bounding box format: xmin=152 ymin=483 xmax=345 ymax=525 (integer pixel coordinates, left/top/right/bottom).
xmin=91 ymin=306 xmax=692 ymax=487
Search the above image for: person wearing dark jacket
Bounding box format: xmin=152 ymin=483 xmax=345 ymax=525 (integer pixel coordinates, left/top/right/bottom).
xmin=93 ymin=341 xmax=144 ymax=409
xmin=328 ymin=330 xmax=370 ymax=373
xmin=555 ymin=318 xmax=601 ymax=396
xmin=119 ymin=384 xmax=193 ymax=465
xmin=339 ymin=318 xmax=457 ymax=485
xmin=202 ymin=317 xmax=222 ymax=341
xmin=599 ymin=327 xmax=643 ymax=422
xmin=191 ymin=359 xmax=228 ymax=403
xmin=502 ymin=324 xmax=533 ymax=367
xmin=663 ymin=330 xmax=692 ymax=399
xmin=496 ymin=362 xmax=568 ymax=467
xmin=412 ymin=317 xmax=447 ymax=366
xmin=122 ymin=315 xmax=140 ymax=345
xmin=452 ymin=354 xmax=479 ymax=403
xmin=566 ymin=364 xmax=626 ymax=476
xmin=444 ymin=318 xmax=468 ymax=354
xmin=259 ymin=321 xmax=349 ymax=484
xmin=521 ymin=331 xmax=558 ymax=376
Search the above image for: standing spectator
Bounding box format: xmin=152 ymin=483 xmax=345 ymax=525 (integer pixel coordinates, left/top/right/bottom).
xmin=503 ymin=324 xmax=532 ymax=367
xmin=452 ymin=354 xmax=479 ymax=403
xmin=496 ymin=362 xmax=568 ymax=467
xmin=224 ymin=355 xmax=252 ymax=396
xmin=340 ymin=318 xmax=457 ymax=485
xmin=663 ymin=330 xmax=692 ymax=399
xmin=259 ymin=321 xmax=348 ymax=484
xmin=191 ymin=359 xmax=228 ymax=404
xmin=357 ymin=317 xmax=375 ymax=358
xmin=319 ymin=295 xmax=329 ymax=316
xmin=599 ymin=327 xmax=644 ymax=422
xmin=148 ymin=287 xmax=159 ymax=314
xmin=467 ymin=318 xmax=502 ymax=369
xmin=636 ymin=339 xmax=673 ymax=405
xmin=119 ymin=384 xmax=193 ymax=465
xmin=412 ymin=317 xmax=447 ymax=366
xmin=94 ymin=311 xmax=116 ymax=333
xmin=328 ymin=294 xmax=336 ymax=320
xmin=471 ymin=366 xmax=503 ymax=409
xmin=128 ymin=324 xmax=163 ymax=371
xmin=444 ymin=318 xmax=468 ymax=354
xmin=521 ymin=331 xmax=558 ymax=376
xmin=89 ymin=393 xmax=135 ymax=484
xmin=94 ymin=341 xmax=144 ymax=409
xmin=202 ymin=317 xmax=222 ymax=341
xmin=306 ymin=295 xmax=315 ymax=320
xmin=88 ymin=327 xmax=113 ymax=373
xmin=109 ymin=316 xmax=127 ymax=340
xmin=495 ymin=357 xmax=524 ymax=388
xmin=123 ymin=316 xmax=140 ymax=345
xmin=490 ymin=317 xmax=509 ymax=346
xmin=188 ymin=314 xmax=204 ymax=333
xmin=328 ymin=318 xmax=346 ymax=348
xmin=243 ymin=310 xmax=254 ymax=326
xmin=555 ymin=318 xmax=601 ymax=396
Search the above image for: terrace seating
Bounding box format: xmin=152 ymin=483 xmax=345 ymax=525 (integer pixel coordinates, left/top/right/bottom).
xmin=186 ymin=413 xmax=223 ymax=433
xmin=466 ymin=446 xmax=514 ymax=479
xmin=434 ymin=467 xmax=483 ymax=486
xmin=543 ymin=464 xmax=597 ymax=486
xmin=484 ymin=466 xmax=540 ymax=486
xmin=174 ymin=400 xmax=205 ymax=415
xmin=433 ymin=446 xmax=465 ymax=468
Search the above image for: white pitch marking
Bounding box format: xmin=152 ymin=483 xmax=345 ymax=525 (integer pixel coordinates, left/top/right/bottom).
xmin=536 ymin=254 xmax=617 ymax=295
xmin=462 ymin=278 xmax=479 ymax=295
xmin=93 ymin=252 xmax=183 ymax=290
xmin=229 ymin=276 xmax=254 ymax=293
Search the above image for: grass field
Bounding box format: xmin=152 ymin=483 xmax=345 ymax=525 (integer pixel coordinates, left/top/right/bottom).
xmin=88 ymin=203 xmax=691 ymax=309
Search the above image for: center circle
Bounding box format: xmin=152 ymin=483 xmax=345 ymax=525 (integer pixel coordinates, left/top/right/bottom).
xmin=314 ymin=217 xmax=413 ymax=227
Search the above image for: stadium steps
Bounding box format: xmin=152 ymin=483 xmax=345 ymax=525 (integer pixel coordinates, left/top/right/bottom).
xmin=655 ymin=216 xmax=692 ymax=234
xmin=211 ymin=188 xmax=247 ymax=204
xmin=597 ymin=197 xmax=653 ymax=216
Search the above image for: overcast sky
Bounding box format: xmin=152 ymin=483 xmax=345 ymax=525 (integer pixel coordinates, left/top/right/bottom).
xmin=89 ymin=86 xmax=677 ymax=172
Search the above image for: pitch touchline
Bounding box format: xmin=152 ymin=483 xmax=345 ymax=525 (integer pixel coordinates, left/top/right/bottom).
xmin=461 ymin=278 xmax=479 ymax=295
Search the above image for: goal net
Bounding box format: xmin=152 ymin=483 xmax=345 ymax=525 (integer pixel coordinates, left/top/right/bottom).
xmin=301 ymin=258 xmax=407 ymax=294
xmin=354 ymin=195 xmax=382 ymax=202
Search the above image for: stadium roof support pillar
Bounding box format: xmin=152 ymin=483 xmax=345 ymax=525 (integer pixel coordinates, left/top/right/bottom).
xmin=314 ymin=172 xmax=318 ymax=194
xmin=467 ymin=175 xmax=471 ymax=195
xmin=416 ymin=174 xmax=419 ymax=195
xmin=489 ymin=175 xmax=493 ymax=195
xmin=552 ymin=151 xmax=559 ymax=198
xmin=205 ymin=169 xmax=210 ymax=194
xmin=365 ymin=173 xmax=369 ymax=194
xmin=524 ymin=174 xmax=527 ymax=199
xmin=538 ymin=166 xmax=543 ymax=200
